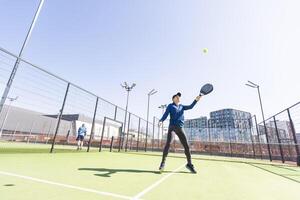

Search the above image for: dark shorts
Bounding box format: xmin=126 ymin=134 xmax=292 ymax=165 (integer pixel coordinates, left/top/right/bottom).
xmin=76 ymin=135 xmax=84 ymax=141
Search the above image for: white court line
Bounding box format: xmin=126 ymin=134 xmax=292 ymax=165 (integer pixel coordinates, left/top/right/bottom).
xmin=0 ymin=171 xmax=132 ymax=200
xmin=131 ymin=164 xmax=186 ymax=200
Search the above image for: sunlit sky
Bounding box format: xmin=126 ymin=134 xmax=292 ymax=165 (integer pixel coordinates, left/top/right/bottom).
xmin=1 ymin=0 xmax=300 ymax=122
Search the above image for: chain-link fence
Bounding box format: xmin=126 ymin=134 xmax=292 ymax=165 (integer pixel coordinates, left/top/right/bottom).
xmin=0 ymin=46 xmax=158 ymax=153
xmin=1 ymin=46 xmax=299 ymax=166
xmin=258 ymin=104 xmax=300 ymax=165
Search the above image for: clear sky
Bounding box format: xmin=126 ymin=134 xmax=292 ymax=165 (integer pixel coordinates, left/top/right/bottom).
xmin=1 ymin=0 xmax=300 ymax=122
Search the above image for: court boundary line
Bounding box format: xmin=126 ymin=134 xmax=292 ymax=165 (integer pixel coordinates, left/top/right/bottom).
xmin=0 ymin=170 xmax=132 ymax=200
xmin=131 ymin=163 xmax=186 ymax=200
xmin=124 ymin=152 xmax=296 ymax=168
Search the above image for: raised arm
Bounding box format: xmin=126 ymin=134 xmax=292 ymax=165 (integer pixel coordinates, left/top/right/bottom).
xmin=183 ymin=96 xmax=201 ymax=110
xmin=159 ymin=105 xmax=170 ymax=122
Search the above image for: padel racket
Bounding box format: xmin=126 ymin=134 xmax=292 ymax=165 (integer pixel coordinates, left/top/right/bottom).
xmin=199 ymin=83 xmax=214 ymax=96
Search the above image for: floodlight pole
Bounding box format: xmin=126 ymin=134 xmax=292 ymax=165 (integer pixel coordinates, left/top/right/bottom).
xmin=120 ymin=82 xmax=136 ymax=150
xmin=0 ymin=0 xmax=44 ymax=116
xmin=245 ymin=81 xmax=272 ymax=161
xmin=158 ymin=104 xmax=167 ymax=147
xmin=145 ymin=89 xmax=157 ymax=152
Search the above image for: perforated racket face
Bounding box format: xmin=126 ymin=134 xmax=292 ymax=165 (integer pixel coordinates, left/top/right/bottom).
xmin=200 ymin=83 xmax=213 ymax=96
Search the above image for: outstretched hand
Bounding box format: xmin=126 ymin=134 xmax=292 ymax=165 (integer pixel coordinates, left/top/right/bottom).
xmin=158 ymin=121 xmax=163 ymax=127
xmin=195 ymin=96 xmax=202 ymax=101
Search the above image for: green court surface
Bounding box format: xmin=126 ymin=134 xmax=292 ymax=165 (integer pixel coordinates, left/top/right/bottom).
xmin=0 ymin=142 xmax=299 ymax=200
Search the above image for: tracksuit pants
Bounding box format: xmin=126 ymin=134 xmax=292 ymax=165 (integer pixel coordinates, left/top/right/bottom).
xmin=161 ymin=125 xmax=192 ymax=165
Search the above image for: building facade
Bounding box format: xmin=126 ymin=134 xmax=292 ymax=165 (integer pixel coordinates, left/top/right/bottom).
xmin=209 ymin=109 xmax=252 ymax=142
xmin=257 ymin=120 xmax=295 ymax=144
xmin=184 ymin=117 xmax=208 ymax=141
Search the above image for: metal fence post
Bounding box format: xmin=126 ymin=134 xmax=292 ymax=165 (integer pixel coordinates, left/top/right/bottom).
xmin=263 ymin=120 xmax=272 ymax=161
xmin=27 ymin=121 xmax=35 ymax=144
xmin=125 ymin=113 xmax=131 ymax=152
xmin=208 ymin=121 xmax=212 ymax=155
xmin=87 ymin=97 xmax=99 ymax=152
xmin=99 ymin=117 xmax=107 ymax=152
xmin=254 ymin=115 xmax=263 ymax=159
xmin=145 ymin=119 xmax=150 ymax=152
xmin=273 ymin=116 xmax=285 ymax=163
xmin=114 ymin=106 xmax=117 ymax=121
xmin=40 ymin=122 xmax=46 ymax=137
xmin=228 ymin=127 xmax=233 ymax=157
xmin=11 ymin=123 xmax=19 ymax=141
xmin=118 ymin=124 xmax=123 ymax=152
xmin=121 ymin=111 xmax=129 ymax=150
xmin=152 ymin=116 xmax=155 ymax=152
xmin=45 ymin=122 xmax=52 ymax=144
xmin=287 ymin=109 xmax=300 ymax=166
xmin=136 ymin=118 xmax=141 ymax=152
xmin=157 ymin=119 xmax=161 ymax=150
xmin=118 ymin=126 xmax=123 ymax=152
xmin=110 ymin=136 xmax=114 ymax=152
xmin=66 ymin=129 xmax=70 ymax=144
xmin=50 ymin=83 xmax=70 ymax=153
xmin=130 ymin=136 xmax=133 ymax=150
xmin=145 ymin=122 xmax=149 ymax=152
xmin=248 ymin=118 xmax=256 ymax=159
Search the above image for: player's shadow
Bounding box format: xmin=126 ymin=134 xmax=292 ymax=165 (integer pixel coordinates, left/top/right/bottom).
xmin=78 ymin=168 xmax=189 ymax=177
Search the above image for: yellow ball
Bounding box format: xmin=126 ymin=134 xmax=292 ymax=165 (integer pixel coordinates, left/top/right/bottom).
xmin=203 ymin=48 xmax=208 ymax=54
